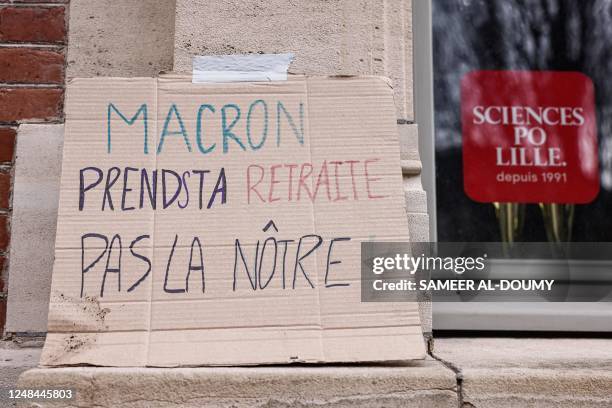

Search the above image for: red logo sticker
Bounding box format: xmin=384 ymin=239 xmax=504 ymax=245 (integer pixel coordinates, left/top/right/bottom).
xmin=461 ymin=70 xmax=599 ymax=204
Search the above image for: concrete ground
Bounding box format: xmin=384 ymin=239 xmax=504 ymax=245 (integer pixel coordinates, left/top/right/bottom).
xmin=3 ymin=337 xmax=612 ymax=407
xmin=0 ymin=341 xmax=42 ymax=408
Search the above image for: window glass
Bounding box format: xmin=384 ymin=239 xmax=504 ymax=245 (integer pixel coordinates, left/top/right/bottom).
xmin=433 ymin=0 xmax=612 ymax=242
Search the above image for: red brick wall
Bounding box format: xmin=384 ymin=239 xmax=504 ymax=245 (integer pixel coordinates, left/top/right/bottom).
xmin=0 ymin=0 xmax=67 ymax=334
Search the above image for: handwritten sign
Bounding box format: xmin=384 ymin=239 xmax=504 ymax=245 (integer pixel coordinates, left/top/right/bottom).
xmin=462 ymin=70 xmax=599 ymax=204
xmin=40 ymin=75 xmax=425 ymax=366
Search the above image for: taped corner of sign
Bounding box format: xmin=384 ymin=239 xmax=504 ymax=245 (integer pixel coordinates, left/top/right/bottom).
xmin=192 ymin=53 xmax=295 ymax=83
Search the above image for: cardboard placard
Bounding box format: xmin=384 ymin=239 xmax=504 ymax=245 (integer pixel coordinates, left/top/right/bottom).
xmin=40 ymin=75 xmax=425 ymax=367
xmin=462 ymin=70 xmax=599 ymax=204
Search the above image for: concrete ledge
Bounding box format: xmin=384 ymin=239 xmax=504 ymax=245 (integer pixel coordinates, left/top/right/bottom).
xmin=461 ymin=369 xmax=612 ymax=408
xmin=12 ymin=338 xmax=612 ymax=407
xmin=434 ymin=338 xmax=612 ymax=408
xmin=16 ymin=358 xmax=457 ymax=407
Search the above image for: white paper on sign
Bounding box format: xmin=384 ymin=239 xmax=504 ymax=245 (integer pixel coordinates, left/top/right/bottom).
xmin=192 ymin=53 xmax=294 ymax=83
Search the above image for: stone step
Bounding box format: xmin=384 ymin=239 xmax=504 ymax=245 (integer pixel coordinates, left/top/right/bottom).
xmin=434 ymin=337 xmax=612 ymax=408
xmin=16 ymin=358 xmax=456 ymax=408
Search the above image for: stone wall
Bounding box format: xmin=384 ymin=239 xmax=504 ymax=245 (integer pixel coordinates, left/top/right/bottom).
xmin=0 ymin=0 xmax=69 ymax=334
xmin=3 ymin=0 xmax=431 ymax=336
xmin=66 ymin=0 xmax=176 ymax=78
xmin=174 ymin=0 xmax=414 ymax=121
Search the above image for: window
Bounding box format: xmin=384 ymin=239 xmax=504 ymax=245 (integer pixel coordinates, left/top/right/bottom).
xmin=433 ymin=0 xmax=612 ymax=243
xmin=416 ymin=0 xmax=612 ymax=331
